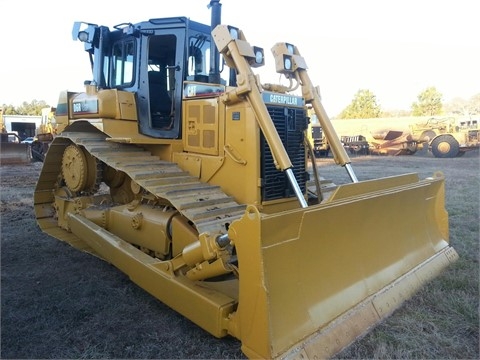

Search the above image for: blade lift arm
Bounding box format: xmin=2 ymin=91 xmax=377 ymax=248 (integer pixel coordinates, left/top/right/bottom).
xmin=271 ymin=43 xmax=359 ymax=183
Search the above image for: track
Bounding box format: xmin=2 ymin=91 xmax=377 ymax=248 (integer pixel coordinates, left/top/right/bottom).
xmin=35 ymin=130 xmax=246 ymax=240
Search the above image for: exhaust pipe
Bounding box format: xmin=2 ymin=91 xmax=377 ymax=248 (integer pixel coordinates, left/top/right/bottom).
xmin=208 ymin=0 xmax=222 ymax=84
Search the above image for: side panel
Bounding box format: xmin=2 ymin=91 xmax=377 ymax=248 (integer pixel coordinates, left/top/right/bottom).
xmin=183 ymin=98 xmax=220 ymax=155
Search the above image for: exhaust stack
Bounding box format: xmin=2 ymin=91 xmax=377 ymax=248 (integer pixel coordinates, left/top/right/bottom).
xmin=208 ymin=0 xmax=222 ymax=84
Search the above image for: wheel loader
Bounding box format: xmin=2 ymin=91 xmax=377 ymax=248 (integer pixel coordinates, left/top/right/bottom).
xmin=34 ymin=1 xmax=458 ymax=358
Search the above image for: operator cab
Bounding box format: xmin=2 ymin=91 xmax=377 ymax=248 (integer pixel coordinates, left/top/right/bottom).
xmin=73 ymin=17 xmax=221 ymax=140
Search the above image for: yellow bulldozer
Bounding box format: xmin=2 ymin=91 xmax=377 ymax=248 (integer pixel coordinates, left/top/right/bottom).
xmin=34 ymin=1 xmax=458 ymax=358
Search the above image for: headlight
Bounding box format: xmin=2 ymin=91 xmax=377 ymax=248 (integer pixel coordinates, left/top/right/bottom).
xmin=283 ymin=55 xmax=292 ymax=71
xmin=255 ymin=48 xmax=263 ymax=64
xmin=252 ymin=46 xmax=265 ymax=67
xmin=78 ymin=31 xmax=90 ymax=42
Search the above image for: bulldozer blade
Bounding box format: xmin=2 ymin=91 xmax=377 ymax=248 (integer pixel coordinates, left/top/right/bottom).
xmin=229 ymin=172 xmax=458 ymax=359
xmin=0 ymin=143 xmax=31 ymax=165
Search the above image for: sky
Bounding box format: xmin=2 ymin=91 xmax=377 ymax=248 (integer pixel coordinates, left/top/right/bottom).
xmin=1 ymin=0 xmax=478 ymax=116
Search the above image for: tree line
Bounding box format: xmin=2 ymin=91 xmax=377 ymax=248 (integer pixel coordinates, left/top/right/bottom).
xmin=1 ymin=100 xmax=52 ymax=116
xmin=338 ymin=87 xmax=480 ymax=119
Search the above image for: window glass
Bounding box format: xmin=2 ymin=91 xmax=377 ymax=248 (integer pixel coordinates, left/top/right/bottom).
xmin=187 ymin=34 xmax=210 ymax=78
xmin=111 ymin=40 xmax=135 ymax=87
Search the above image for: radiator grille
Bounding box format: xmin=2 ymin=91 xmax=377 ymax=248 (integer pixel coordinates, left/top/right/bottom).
xmin=261 ymin=106 xmax=308 ymax=201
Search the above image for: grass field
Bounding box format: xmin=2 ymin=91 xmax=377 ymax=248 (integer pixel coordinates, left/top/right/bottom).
xmin=1 ymin=150 xmax=479 ymax=359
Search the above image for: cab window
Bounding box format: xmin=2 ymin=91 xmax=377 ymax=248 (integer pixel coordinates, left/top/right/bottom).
xmin=111 ymin=40 xmax=135 ymax=87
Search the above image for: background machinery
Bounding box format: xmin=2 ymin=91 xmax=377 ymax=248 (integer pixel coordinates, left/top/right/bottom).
xmin=410 ymin=117 xmax=480 ymax=157
xmin=367 ymin=128 xmax=421 ymax=156
xmin=306 ymin=110 xmax=330 ymax=157
xmin=34 ymin=1 xmax=458 ymax=358
xmin=0 ymin=107 xmax=31 ymax=164
xmin=340 ymin=134 xmax=370 ymax=155
xmin=30 ymin=106 xmax=58 ymax=162
xmin=307 ymin=114 xmax=416 ymax=157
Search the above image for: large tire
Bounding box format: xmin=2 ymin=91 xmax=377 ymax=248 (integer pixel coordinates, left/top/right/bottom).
xmin=431 ymin=135 xmax=459 ymax=158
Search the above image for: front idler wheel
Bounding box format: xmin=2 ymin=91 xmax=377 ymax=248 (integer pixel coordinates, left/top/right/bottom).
xmin=61 ymin=144 xmax=101 ymax=194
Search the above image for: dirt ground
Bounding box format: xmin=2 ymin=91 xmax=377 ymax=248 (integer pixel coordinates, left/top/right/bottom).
xmin=1 ymin=150 xmax=479 ymax=359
